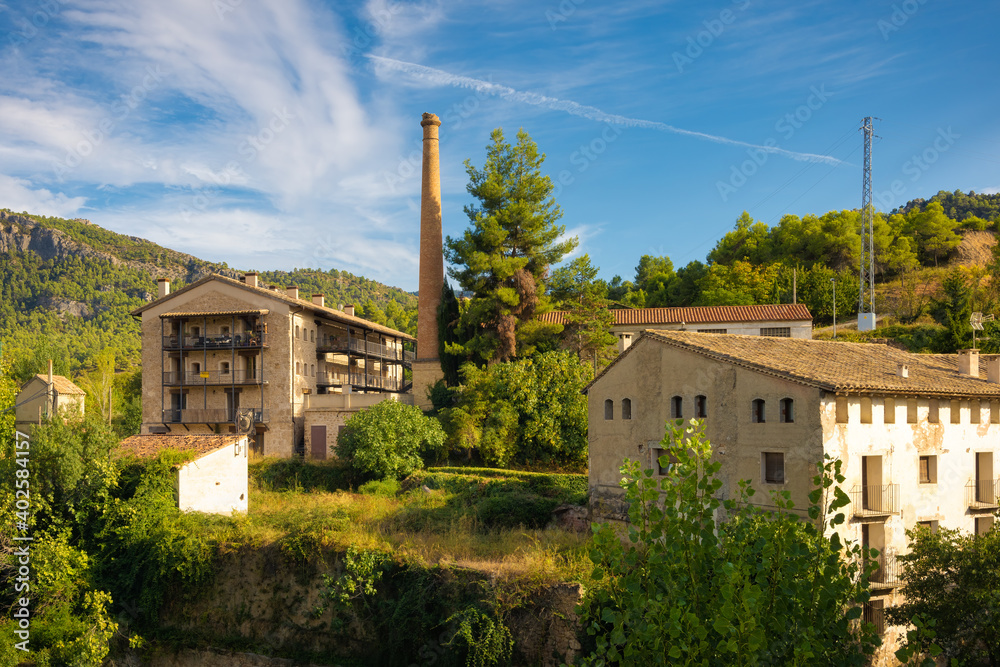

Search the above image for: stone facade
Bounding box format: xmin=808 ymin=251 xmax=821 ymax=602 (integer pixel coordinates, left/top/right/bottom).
xmin=132 ymin=274 xmax=414 ymax=457
xmin=587 ymin=330 xmax=1000 ymax=652
xmin=14 ymin=374 xmax=85 ymax=433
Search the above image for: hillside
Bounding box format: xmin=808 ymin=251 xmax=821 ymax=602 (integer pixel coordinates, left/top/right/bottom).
xmin=0 ymin=209 xmax=417 ymax=379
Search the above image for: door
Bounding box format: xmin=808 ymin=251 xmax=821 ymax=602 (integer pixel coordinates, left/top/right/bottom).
xmin=311 ymin=425 xmax=327 ymax=460
xmin=226 ymin=389 xmax=240 ymax=421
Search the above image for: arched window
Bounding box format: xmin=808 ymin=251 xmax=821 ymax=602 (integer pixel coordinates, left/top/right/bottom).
xmin=752 ymin=399 xmax=766 ymax=423
xmin=695 ymin=395 xmax=707 ymax=418
xmin=671 ymin=396 xmax=683 ymax=419
xmin=296 ymin=361 xmax=301 ymax=375
xmin=604 ymin=399 xmax=614 ymax=420
xmin=622 ymin=398 xmax=632 ymax=420
xmin=295 ymin=325 xmax=300 ymax=339
xmin=779 ymin=398 xmax=794 ymax=423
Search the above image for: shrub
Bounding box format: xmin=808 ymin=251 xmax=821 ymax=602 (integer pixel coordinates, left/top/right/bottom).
xmin=475 ymin=492 xmax=559 ymax=530
xmin=337 ymin=399 xmax=445 ymax=480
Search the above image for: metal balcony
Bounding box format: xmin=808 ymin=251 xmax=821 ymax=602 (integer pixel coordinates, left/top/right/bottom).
xmin=860 ymin=552 xmax=902 ymax=591
xmin=162 ymin=333 xmax=267 ymax=350
xmin=163 ymin=369 xmax=264 ymax=385
xmin=850 ymin=484 xmax=900 ymax=518
xmin=161 ymin=408 xmax=268 ymax=424
xmin=316 ymin=337 xmax=411 ymax=364
xmin=967 ymin=479 xmax=1000 ymax=511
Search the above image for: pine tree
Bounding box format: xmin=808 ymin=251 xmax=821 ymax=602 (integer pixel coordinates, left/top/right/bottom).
xmin=445 ymin=128 xmax=576 ymax=365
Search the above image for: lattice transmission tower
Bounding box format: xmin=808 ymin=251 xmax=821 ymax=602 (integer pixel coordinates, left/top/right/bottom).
xmin=858 ymin=116 xmax=879 ymax=332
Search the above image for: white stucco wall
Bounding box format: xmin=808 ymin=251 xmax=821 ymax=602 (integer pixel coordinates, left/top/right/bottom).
xmin=176 ymin=436 xmax=249 ymax=515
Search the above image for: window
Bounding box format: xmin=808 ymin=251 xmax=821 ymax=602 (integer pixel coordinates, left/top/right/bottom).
xmin=191 ymin=362 xmax=201 ymax=374
xmin=671 ymin=396 xmax=683 ymax=419
xmin=992 ymin=401 xmax=1000 ymax=424
xmin=836 ymin=396 xmax=848 ymax=423
xmin=779 ymin=398 xmax=794 ymax=423
xmin=652 ymin=448 xmax=679 ymax=476
xmin=296 ymin=361 xmax=301 ymax=375
xmin=928 ymin=399 xmax=940 ymax=424
xmin=976 ymin=516 xmax=995 ymax=535
xmin=916 ymin=520 xmax=939 ymax=534
xmin=863 ymin=600 xmax=886 ymax=636
xmin=222 ymin=326 xmax=230 ymax=335
xmin=860 ymin=397 xmax=872 ymax=424
xmin=697 ymin=328 xmax=727 ymax=334
xmin=604 ymin=399 xmax=614 ymax=420
xmin=310 ymin=329 xmax=315 ymax=343
xmin=752 ymin=399 xmax=766 ymax=423
xmin=760 ymin=327 xmax=791 ymax=337
xmin=311 ymin=364 xmax=315 ymax=377
xmin=971 ymin=399 xmax=981 ymax=424
xmin=221 ymin=362 xmax=230 ymax=375
xmin=884 ymin=397 xmax=896 ymax=424
xmin=919 ymin=455 xmax=937 ymax=484
xmin=907 ymin=398 xmax=918 ymax=424
xmin=950 ymin=399 xmax=961 ymax=424
xmin=295 ymin=325 xmax=300 ymax=339
xmin=695 ymin=395 xmax=707 ymax=418
xmin=621 ymin=398 xmax=632 ymax=420
xmin=762 ymin=452 xmax=785 ymax=484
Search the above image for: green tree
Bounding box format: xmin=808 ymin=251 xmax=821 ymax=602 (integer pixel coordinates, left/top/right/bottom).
xmin=707 ymin=211 xmax=772 ymax=266
xmin=906 ymin=202 xmax=961 ymax=266
xmin=549 ymin=255 xmax=616 ymax=367
xmin=445 ymin=128 xmax=577 ymax=365
xmin=336 ymin=400 xmax=445 ymax=480
xmin=886 ymin=524 xmax=1000 ymax=665
xmin=578 ymin=420 xmax=879 ymax=666
xmin=930 ymin=269 xmax=973 ymax=352
xmin=440 ymin=351 xmax=590 ymax=468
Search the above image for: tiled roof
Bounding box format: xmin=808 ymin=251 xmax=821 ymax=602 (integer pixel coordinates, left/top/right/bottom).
xmin=538 ymin=303 xmax=812 ymax=327
xmin=29 ymin=374 xmax=85 ymax=395
xmin=131 ymin=274 xmax=415 ymax=341
xmin=587 ymin=329 xmax=1000 ymax=398
xmin=159 ymin=309 xmax=268 ymax=318
xmin=117 ymin=434 xmax=244 ymax=460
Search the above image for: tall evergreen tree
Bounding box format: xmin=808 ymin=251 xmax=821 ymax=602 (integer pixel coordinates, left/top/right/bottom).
xmin=445 ymin=128 xmax=576 ymax=365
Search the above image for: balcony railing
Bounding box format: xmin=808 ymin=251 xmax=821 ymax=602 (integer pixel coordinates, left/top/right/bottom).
xmin=315 ymin=371 xmax=407 ymax=392
xmin=161 ymin=408 xmax=268 ymax=424
xmin=163 ymin=370 xmax=264 ymax=385
xmin=316 ymin=337 xmax=411 ymax=363
xmin=162 ymin=333 xmax=267 ymax=350
xmin=860 ymin=552 xmax=902 ymax=591
xmin=967 ymin=479 xmax=1000 ymax=510
xmin=850 ymin=484 xmax=900 ymax=517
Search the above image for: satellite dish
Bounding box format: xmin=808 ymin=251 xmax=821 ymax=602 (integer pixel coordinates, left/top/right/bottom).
xmin=236 ymin=408 xmax=254 ymax=433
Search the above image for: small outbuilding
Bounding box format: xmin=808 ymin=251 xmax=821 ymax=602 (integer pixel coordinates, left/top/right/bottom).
xmin=15 ymin=372 xmax=86 ymax=432
xmin=117 ymin=434 xmax=249 ymax=515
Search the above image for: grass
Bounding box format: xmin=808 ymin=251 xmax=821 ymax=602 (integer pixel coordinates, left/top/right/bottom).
xmin=205 ymin=460 xmax=594 ymax=584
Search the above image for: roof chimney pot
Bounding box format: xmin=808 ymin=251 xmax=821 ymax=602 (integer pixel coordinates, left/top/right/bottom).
xmin=312 ymin=294 xmax=324 ymax=307
xmin=245 ymin=272 xmax=258 ymax=288
xmin=286 ymin=285 xmax=299 ymax=300
xmin=157 ymin=278 xmax=170 ymax=299
xmin=958 ymin=349 xmax=979 ymax=378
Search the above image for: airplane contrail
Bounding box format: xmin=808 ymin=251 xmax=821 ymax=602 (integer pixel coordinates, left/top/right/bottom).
xmin=368 ymin=55 xmax=844 ymax=166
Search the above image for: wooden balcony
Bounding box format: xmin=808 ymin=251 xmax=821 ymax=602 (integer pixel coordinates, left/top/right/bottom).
xmin=163 ymin=370 xmax=265 ymax=386
xmin=316 ymin=371 xmax=409 ymax=393
xmin=851 ymin=484 xmax=900 ymax=519
xmin=967 ymin=479 xmax=1000 ymax=511
xmin=316 ymin=337 xmax=413 ymax=364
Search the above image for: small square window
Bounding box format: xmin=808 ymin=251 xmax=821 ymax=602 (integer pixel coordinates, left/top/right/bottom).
xmin=916 ymin=520 xmax=939 ymax=534
xmin=652 ymin=448 xmax=679 ymax=476
xmin=919 ymin=455 xmax=937 ymax=484
xmin=976 ymin=516 xmax=995 ymax=535
xmin=762 ymin=452 xmax=785 ymax=484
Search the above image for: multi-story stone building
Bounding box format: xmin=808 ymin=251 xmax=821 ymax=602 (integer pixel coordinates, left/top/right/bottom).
xmin=538 ymin=303 xmax=813 ymax=353
xmin=586 ymin=330 xmax=999 ymax=635
xmin=131 ymin=272 xmax=415 ymax=457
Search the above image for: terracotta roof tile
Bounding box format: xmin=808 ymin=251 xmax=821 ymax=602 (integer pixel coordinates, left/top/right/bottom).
xmin=538 ymin=303 xmax=812 ymax=326
xmin=117 ymin=434 xmax=244 ymax=460
xmin=31 ymin=374 xmax=85 ymax=395
xmin=603 ymin=330 xmax=1000 ymax=398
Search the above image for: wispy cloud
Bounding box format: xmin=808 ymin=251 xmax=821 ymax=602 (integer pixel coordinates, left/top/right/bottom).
xmin=369 ymin=55 xmax=844 ymax=165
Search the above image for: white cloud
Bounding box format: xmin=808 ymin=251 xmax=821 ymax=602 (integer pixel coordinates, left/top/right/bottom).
xmin=0 ymin=174 xmax=86 ymax=218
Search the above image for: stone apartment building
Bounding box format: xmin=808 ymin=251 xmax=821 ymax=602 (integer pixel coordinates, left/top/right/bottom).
xmin=538 ymin=303 xmax=812 ymax=353
xmin=131 ymin=272 xmax=415 ymax=457
xmin=587 ymin=330 xmax=999 ymax=634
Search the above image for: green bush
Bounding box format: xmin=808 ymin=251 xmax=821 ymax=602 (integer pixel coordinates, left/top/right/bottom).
xmin=475 ymin=492 xmax=559 ymax=530
xmin=250 ymin=457 xmax=351 ymax=492
xmin=337 ymin=399 xmax=446 ymax=480
xmin=358 ymin=478 xmax=401 ymax=497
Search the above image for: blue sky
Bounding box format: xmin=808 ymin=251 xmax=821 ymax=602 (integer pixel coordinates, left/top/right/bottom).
xmin=1 ymin=0 xmax=998 ymax=291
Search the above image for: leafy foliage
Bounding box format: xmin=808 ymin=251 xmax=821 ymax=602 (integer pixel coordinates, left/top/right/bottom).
xmin=337 ymin=399 xmax=446 ymax=480
xmin=548 ymin=255 xmax=615 ymax=366
xmin=439 ymin=351 xmax=590 ymax=468
xmin=578 ymin=420 xmax=879 ymax=666
xmin=445 ymin=128 xmax=576 ymax=364
xmin=887 ymin=524 xmax=1000 ymax=665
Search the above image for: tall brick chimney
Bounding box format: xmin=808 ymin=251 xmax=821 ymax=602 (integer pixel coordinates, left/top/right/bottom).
xmin=413 ymin=112 xmax=446 ymax=408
